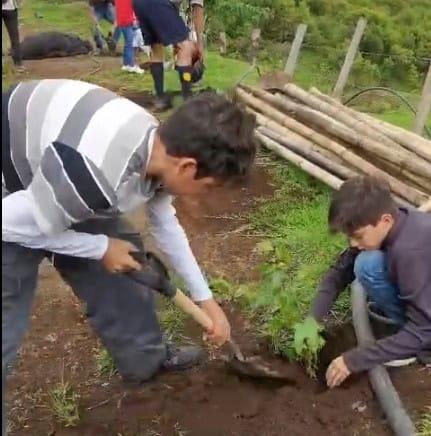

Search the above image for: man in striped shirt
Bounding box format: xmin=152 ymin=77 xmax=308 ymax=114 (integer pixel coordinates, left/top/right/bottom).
xmin=2 ymin=79 xmax=256 ymax=432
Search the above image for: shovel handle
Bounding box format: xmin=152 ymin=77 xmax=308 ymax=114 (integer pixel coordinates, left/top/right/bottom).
xmin=172 ymin=288 xmax=214 ymax=333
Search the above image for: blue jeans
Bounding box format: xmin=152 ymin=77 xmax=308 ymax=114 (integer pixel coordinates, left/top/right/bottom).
xmin=92 ymin=3 xmax=120 ymax=50
xmin=120 ymin=26 xmax=135 ymax=66
xmin=354 ymin=251 xmax=406 ymax=325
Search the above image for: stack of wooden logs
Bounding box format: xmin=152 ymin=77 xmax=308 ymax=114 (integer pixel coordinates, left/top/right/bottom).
xmin=235 ymin=83 xmax=431 ymax=211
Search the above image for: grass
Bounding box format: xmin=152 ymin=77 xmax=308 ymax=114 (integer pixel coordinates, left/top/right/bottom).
xmin=211 ymin=162 xmax=348 ymax=359
xmin=49 ymin=381 xmax=80 ymax=427
xmin=95 ymin=347 xmax=117 ymax=378
xmin=417 ymin=407 xmax=431 ymax=436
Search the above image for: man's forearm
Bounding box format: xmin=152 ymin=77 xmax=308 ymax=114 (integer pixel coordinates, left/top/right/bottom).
xmin=147 ymin=193 xmax=212 ymax=301
xmin=343 ymin=323 xmax=430 ymax=373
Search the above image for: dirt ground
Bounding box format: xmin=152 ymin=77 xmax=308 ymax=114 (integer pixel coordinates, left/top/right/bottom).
xmin=5 ymin=55 xmax=431 ymax=436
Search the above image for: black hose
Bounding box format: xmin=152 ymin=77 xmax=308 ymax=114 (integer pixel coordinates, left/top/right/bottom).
xmin=350 ymin=280 xmax=416 ymax=436
xmin=343 ymin=86 xmax=431 ymax=138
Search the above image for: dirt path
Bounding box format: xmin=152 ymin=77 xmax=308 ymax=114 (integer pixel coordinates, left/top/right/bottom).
xmin=5 ymin=57 xmax=430 ymax=436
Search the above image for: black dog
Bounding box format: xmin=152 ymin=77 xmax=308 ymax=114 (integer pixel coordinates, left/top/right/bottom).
xmin=20 ymin=31 xmax=92 ymax=60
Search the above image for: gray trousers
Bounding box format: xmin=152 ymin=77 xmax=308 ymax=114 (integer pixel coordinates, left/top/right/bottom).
xmin=2 ymin=217 xmax=167 ymax=434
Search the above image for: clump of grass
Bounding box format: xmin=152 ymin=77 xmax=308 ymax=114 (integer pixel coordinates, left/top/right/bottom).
xmin=417 ymin=407 xmax=431 ymax=436
xmin=157 ymin=299 xmax=188 ymax=342
xmin=49 ymin=382 xmax=80 ymax=427
xmin=95 ymin=347 xmax=117 ymax=378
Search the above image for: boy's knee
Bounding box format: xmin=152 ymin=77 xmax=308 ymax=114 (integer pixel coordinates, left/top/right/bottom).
xmin=354 ymin=250 xmax=385 ymax=282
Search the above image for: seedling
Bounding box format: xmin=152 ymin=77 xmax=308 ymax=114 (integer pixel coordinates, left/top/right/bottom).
xmin=293 ymin=316 xmax=325 ymax=378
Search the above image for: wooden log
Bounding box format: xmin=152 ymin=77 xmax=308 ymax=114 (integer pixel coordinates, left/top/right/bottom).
xmin=248 ymin=107 xmax=348 ymax=165
xmin=258 ymin=126 xmax=358 ymax=180
xmin=282 ymin=83 xmax=431 ymax=178
xmin=310 ymin=87 xmax=431 ymax=163
xmin=236 ymin=87 xmax=428 ymax=205
xmin=241 ymin=84 xmax=407 ymax=155
xmin=256 ymin=131 xmax=413 ymax=208
xmin=371 ymin=157 xmax=431 ymax=195
xmin=256 ymin=131 xmax=343 ymax=190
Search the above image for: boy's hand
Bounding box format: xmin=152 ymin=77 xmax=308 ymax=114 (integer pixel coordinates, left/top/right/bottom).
xmin=326 ymin=355 xmax=351 ymax=388
xmin=102 ymin=238 xmax=142 ymax=273
xmin=200 ymin=298 xmax=231 ymax=346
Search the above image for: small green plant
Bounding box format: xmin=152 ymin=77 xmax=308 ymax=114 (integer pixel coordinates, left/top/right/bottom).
xmin=49 ymin=382 xmax=80 ymax=427
xmin=293 ymin=316 xmax=325 ymax=378
xmin=95 ymin=347 xmax=117 ymax=377
xmin=417 ymin=407 xmax=431 ymax=436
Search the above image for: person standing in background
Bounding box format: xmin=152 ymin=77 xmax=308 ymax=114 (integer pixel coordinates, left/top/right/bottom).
xmin=133 ymin=0 xmax=205 ymax=111
xmin=115 ymin=0 xmax=144 ymax=73
xmin=2 ymin=0 xmax=24 ymax=72
xmin=88 ymin=0 xmax=120 ymax=53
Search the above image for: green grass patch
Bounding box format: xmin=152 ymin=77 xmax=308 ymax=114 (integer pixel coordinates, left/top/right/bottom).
xmin=49 ymin=381 xmax=80 ymax=427
xmin=211 ymin=162 xmax=348 ymax=361
xmin=20 ymin=0 xmax=93 ymax=38
xmin=95 ymin=347 xmax=117 ymax=378
xmin=417 ymin=407 xmax=431 ymax=436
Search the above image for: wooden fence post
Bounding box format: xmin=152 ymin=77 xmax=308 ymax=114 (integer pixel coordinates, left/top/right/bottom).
xmin=333 ymin=18 xmax=367 ymax=99
xmin=219 ymin=32 xmax=227 ymax=55
xmin=413 ymin=63 xmax=431 ymax=136
xmin=284 ymin=23 xmax=307 ymax=80
xmin=250 ymin=28 xmax=261 ymax=62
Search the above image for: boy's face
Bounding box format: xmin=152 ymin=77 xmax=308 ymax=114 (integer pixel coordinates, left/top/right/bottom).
xmin=349 ymin=214 xmax=394 ymax=250
xmin=160 ymin=157 xmax=220 ymax=196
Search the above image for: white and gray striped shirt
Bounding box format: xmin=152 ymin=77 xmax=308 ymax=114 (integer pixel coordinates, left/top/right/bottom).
xmin=2 ymin=79 xmax=212 ymax=301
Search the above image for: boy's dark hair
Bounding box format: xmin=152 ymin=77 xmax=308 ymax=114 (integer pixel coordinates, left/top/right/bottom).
xmin=328 ymin=176 xmax=397 ymax=235
xmin=158 ymin=93 xmax=256 ymax=180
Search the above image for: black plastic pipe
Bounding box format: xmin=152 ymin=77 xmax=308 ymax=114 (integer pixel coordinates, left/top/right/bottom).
xmin=351 ymin=280 xmax=416 ymax=436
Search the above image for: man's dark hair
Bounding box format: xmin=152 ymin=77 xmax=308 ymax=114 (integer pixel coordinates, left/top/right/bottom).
xmin=328 ymin=176 xmax=397 ymax=235
xmin=158 ymin=93 xmax=256 ymax=180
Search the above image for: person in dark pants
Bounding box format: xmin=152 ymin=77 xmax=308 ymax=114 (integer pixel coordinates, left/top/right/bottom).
xmin=310 ymin=176 xmax=431 ymax=389
xmin=133 ymin=0 xmax=205 ymax=111
xmin=2 ymin=0 xmax=24 ymax=71
xmin=2 ymin=79 xmax=256 ymax=434
xmin=88 ymin=0 xmax=120 ymax=53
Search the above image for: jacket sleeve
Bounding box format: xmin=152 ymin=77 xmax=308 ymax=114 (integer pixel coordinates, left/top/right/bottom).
xmin=343 ymin=248 xmax=431 ymax=373
xmin=310 ymin=247 xmax=359 ymax=321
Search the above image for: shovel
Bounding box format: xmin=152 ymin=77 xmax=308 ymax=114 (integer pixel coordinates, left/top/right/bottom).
xmin=127 ymin=251 xmax=295 ymax=383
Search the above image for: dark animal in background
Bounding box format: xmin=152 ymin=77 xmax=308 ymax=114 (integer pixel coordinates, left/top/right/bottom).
xmin=20 ymin=31 xmax=93 ymax=60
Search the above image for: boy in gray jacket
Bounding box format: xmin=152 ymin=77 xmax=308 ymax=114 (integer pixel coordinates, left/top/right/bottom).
xmin=311 ymin=177 xmax=430 ymax=388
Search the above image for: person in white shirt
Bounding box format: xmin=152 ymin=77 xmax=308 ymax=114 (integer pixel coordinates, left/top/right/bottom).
xmin=2 ymin=80 xmax=256 ymax=434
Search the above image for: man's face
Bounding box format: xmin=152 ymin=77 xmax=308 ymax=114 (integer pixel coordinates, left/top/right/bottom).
xmin=160 ymin=157 xmax=220 ymax=196
xmin=349 ymin=214 xmax=394 ymax=250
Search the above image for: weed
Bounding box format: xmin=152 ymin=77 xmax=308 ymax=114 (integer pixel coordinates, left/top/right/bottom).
xmin=417 ymin=407 xmax=431 ymax=436
xmin=157 ymin=299 xmax=187 ymax=342
xmin=49 ymin=382 xmax=80 ymax=427
xmin=95 ymin=347 xmax=117 ymax=378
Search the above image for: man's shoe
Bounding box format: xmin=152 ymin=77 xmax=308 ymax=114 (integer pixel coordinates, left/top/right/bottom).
xmin=153 ymin=95 xmax=173 ymax=112
xmin=162 ymin=345 xmax=206 ymax=372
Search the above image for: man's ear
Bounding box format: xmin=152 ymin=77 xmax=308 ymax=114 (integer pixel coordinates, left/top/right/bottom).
xmin=178 ymin=157 xmax=198 ymax=176
xmin=381 ymin=213 xmax=394 ymax=225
